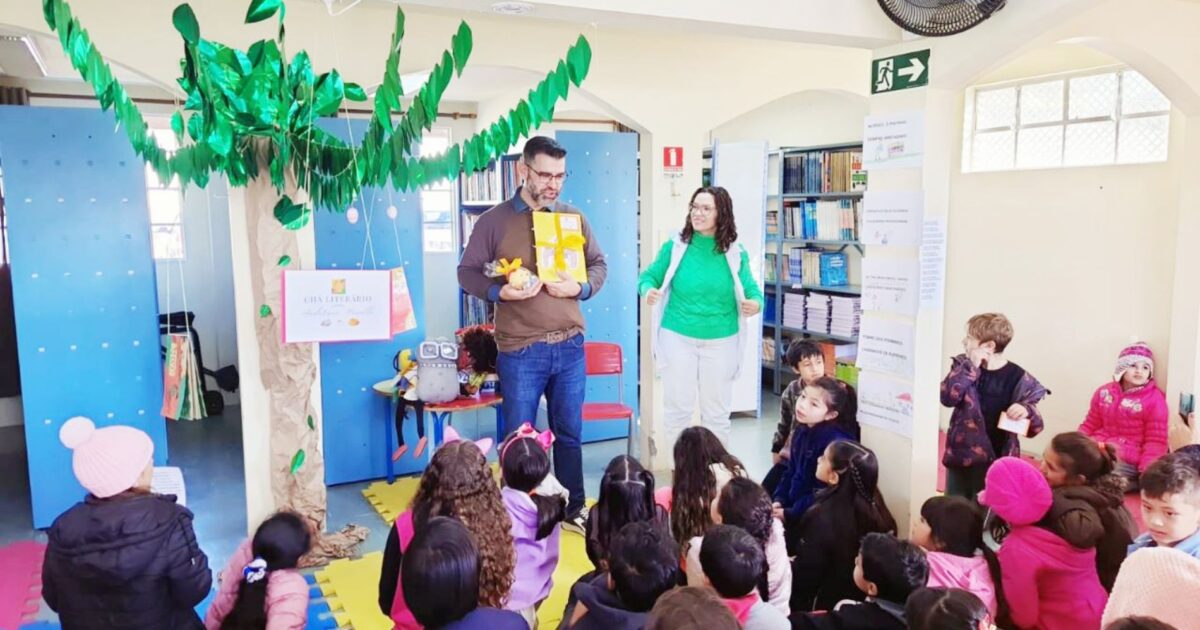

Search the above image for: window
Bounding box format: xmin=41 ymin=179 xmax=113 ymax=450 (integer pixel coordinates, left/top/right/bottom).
xmin=963 ymin=68 xmax=1170 ymax=172
xmin=420 ymin=128 xmax=454 ymax=253
xmin=145 ymin=128 xmax=185 ymax=260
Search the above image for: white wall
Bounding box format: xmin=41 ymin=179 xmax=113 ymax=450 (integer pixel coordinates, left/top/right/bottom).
xmin=709 ymin=90 xmax=868 ymax=149
xmin=942 ymin=46 xmax=1183 ymax=454
xmin=155 ymin=179 xmax=241 ymax=407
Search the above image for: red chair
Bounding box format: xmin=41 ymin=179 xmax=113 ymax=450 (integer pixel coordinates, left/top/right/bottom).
xmin=583 ymin=342 xmax=635 ymax=455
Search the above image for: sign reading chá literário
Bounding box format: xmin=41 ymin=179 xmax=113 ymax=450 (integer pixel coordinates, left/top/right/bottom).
xmin=282 ymin=270 xmax=393 ymax=343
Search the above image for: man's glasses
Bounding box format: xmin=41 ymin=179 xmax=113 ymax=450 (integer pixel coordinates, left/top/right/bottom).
xmin=525 ymin=163 xmax=567 ymax=184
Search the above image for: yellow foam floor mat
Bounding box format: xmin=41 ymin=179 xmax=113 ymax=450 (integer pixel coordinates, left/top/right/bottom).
xmin=359 ymin=474 xmax=595 ymax=628
xmin=315 ymin=552 xmax=393 ymax=630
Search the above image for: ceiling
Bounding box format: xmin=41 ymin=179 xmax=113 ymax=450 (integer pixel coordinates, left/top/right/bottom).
xmin=0 ymin=27 xmax=157 ymax=86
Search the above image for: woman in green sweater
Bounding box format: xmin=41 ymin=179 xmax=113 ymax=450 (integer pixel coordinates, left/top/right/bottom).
xmin=639 ymin=186 xmax=764 ymax=449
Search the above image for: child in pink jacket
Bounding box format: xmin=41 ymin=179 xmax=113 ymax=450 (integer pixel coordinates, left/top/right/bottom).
xmin=205 ymin=512 xmax=312 ymax=630
xmin=980 ymin=457 xmax=1107 ymax=630
xmin=1080 ymin=342 xmax=1168 ymax=490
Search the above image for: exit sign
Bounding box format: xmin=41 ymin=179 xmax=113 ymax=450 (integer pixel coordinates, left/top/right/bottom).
xmin=872 ymin=50 xmax=930 ymax=94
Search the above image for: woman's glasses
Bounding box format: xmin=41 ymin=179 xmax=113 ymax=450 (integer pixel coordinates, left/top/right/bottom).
xmin=689 ymin=204 xmax=716 ymax=216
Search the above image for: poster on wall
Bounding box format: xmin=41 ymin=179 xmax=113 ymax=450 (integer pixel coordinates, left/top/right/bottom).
xmin=857 ymin=315 xmax=916 ymax=378
xmin=391 ymin=267 xmax=417 ymax=335
xmin=862 ymin=111 xmax=925 ymax=171
xmin=861 ymin=190 xmax=924 ymax=246
xmin=862 ymin=257 xmax=919 ymax=317
xmin=282 ymin=270 xmax=392 ymax=343
xmin=920 ymin=217 xmax=948 ymax=309
xmin=858 ymin=371 xmax=914 ymax=438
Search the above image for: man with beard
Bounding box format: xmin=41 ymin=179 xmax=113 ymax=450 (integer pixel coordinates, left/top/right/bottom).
xmin=458 ymin=135 xmax=607 ymax=534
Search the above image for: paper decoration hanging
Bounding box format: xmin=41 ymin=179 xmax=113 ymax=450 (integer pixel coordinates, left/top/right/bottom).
xmin=390 ymin=267 xmax=417 ymax=336
xmin=532 ymin=212 xmax=588 ymax=283
xmin=161 ymin=333 xmax=207 ymax=421
xmin=40 ymin=0 xmax=594 ymax=223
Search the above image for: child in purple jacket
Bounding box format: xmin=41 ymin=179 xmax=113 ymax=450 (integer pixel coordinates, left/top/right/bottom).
xmin=500 ymin=425 xmax=569 ymax=626
xmin=942 ymin=313 xmax=1048 ymax=501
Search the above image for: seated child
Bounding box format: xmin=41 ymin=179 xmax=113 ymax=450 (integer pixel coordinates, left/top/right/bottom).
xmin=765 ymin=340 xmax=832 ymax=494
xmin=942 ymin=313 xmax=1047 ymax=501
xmin=645 ymin=586 xmax=739 ymax=630
xmin=565 ymin=521 xmax=681 ymax=630
xmin=1129 ymin=452 xmax=1200 ymax=558
xmin=905 ymin=587 xmax=992 ymax=630
xmin=1039 ymin=431 xmax=1138 ymax=591
xmin=773 ymin=377 xmax=859 ymax=544
xmin=790 ymin=441 xmax=896 ymax=613
xmin=42 ymin=417 xmax=212 ymax=629
xmin=1105 ymin=619 xmax=1180 ymax=630
xmin=1080 ymin=343 xmax=1168 ymax=491
xmin=585 ymin=455 xmax=664 ymax=573
xmin=669 ymin=426 xmax=747 ymax=544
xmin=685 ymin=478 xmax=790 ymax=615
xmin=982 ymin=457 xmax=1107 ymax=630
xmin=205 ymin=511 xmax=312 ymax=630
xmin=909 ymin=496 xmax=1002 ymax=620
xmin=792 ymin=533 xmax=928 ymax=630
xmin=699 ymin=524 xmax=789 ymax=629
xmin=1103 ymin=546 xmax=1200 ymax=630
xmin=402 ymin=516 xmax=527 ymax=630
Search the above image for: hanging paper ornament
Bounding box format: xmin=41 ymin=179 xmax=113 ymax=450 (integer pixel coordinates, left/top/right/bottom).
xmin=386 ymin=205 xmax=398 ymax=220
xmin=290 ymin=448 xmax=306 ymax=474
xmin=346 ymin=206 xmax=360 ymax=224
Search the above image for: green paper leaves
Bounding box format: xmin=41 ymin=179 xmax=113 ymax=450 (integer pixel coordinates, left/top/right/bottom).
xmin=307 ymin=415 xmax=315 ymax=430
xmin=290 ymin=448 xmax=305 ymax=474
xmin=274 ymin=195 xmax=312 ymax=230
xmin=312 ymin=70 xmax=345 ymax=116
xmin=259 ymin=304 xmax=272 ymax=317
xmin=277 ymin=254 xmax=292 ymax=266
xmin=451 ymin=22 xmax=472 ymax=77
xmin=245 ymin=0 xmax=283 ymax=24
xmin=345 ymin=82 xmax=367 ymax=102
xmin=170 ymin=111 xmax=184 ymax=140
xmin=567 ymin=36 xmax=592 ymax=85
xmin=173 ymin=4 xmax=200 ymax=44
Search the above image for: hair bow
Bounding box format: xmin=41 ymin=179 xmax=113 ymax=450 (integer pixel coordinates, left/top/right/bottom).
xmin=514 ymin=422 xmax=555 ymax=450
xmin=243 ymin=557 xmax=268 ymax=584
xmin=442 ymin=425 xmax=494 ymax=456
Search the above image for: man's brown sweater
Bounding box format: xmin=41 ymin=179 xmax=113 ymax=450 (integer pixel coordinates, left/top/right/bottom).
xmin=457 ymin=190 xmax=607 ymax=352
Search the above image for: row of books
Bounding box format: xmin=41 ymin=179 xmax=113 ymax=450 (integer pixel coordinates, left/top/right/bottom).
xmin=461 ymin=294 xmax=495 ymax=327
xmin=787 ymin=249 xmax=849 ymax=287
xmin=782 ymin=199 xmax=861 ymax=241
xmin=461 ymin=165 xmax=501 ymax=203
xmin=782 ymin=149 xmax=865 ymax=194
xmin=778 ymin=292 xmax=862 ymax=337
xmin=460 ymin=211 xmax=484 ymax=250
xmin=500 ymin=157 xmax=520 ymax=199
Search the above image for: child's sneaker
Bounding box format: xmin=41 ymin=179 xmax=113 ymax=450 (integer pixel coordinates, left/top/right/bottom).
xmin=562 ymin=505 xmax=589 ymax=536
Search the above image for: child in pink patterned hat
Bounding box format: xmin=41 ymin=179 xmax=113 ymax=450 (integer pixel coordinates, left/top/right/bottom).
xmin=1080 ymin=342 xmax=1169 ymax=491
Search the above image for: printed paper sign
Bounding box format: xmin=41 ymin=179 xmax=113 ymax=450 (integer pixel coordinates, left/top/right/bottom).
xmin=858 ymin=371 xmax=914 ymax=438
xmin=861 ymin=190 xmax=924 ymax=246
xmin=391 ymin=267 xmax=417 ymax=335
xmin=282 ymin=270 xmax=392 ymax=343
xmin=862 ymin=256 xmax=919 ymax=317
xmin=862 ymin=111 xmax=925 ymax=171
xmin=920 ymin=217 xmax=948 ymax=309
xmin=857 ymin=316 xmax=916 ymax=379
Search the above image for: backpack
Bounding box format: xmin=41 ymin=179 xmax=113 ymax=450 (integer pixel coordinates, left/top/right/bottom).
xmin=416 ymin=338 xmax=459 ymax=404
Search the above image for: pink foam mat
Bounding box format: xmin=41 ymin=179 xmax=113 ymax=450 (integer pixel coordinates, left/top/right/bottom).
xmin=0 ymin=541 xmax=46 ymax=630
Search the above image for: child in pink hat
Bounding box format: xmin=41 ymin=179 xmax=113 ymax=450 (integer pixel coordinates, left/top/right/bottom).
xmin=1080 ymin=342 xmax=1169 ymax=491
xmin=42 ymin=417 xmax=211 ymax=629
xmin=981 ymin=456 xmax=1107 ymax=630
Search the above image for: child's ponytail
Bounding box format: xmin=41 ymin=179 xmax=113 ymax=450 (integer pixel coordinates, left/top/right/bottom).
xmin=815 ymin=441 xmax=896 ymax=536
xmin=919 ymin=496 xmax=1009 ymax=624
xmin=1051 ymin=431 xmax=1127 ymax=493
xmin=220 ymin=512 xmax=311 ymax=630
xmin=501 ymin=436 xmax=566 ymax=540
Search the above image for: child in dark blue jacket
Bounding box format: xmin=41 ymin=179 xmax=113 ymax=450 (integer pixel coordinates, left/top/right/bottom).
xmin=772 ymin=377 xmax=858 ymax=552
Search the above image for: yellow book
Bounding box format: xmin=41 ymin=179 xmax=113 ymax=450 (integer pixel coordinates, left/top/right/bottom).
xmin=532 ymin=212 xmax=588 ymax=283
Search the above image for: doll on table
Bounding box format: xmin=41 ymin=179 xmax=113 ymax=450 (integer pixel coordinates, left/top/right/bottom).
xmin=391 ymin=349 xmax=427 ymax=461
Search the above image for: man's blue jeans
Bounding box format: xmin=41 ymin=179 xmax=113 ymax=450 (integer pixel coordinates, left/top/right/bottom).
xmin=496 ymin=334 xmax=586 ymax=516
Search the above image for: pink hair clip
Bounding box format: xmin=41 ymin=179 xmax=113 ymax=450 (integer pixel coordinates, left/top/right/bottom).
xmin=514 ymin=422 xmax=554 ymax=451
xmin=442 ymin=425 xmax=493 ymax=457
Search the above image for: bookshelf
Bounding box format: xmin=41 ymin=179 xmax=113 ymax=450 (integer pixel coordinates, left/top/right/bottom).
xmin=458 ymin=154 xmax=520 ymax=327
xmin=762 ymin=142 xmax=865 ymax=395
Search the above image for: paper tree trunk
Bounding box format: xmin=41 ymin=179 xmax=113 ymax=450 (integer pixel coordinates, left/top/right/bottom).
xmin=240 ymin=145 xmax=366 ymax=564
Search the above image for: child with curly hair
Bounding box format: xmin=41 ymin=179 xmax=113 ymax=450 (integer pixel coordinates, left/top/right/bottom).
xmin=378 ymin=439 xmax=516 ymax=629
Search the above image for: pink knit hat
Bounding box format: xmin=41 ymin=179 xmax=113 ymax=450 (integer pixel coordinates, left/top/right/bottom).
xmin=1103 ymin=547 xmax=1200 ymax=629
xmin=978 ymin=457 xmax=1052 ymax=526
xmin=1115 ymin=342 xmax=1154 ymax=381
xmin=59 ymin=416 xmax=154 ymax=498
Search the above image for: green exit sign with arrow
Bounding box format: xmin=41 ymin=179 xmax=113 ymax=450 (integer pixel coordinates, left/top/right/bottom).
xmin=872 ymin=50 xmax=929 ymax=94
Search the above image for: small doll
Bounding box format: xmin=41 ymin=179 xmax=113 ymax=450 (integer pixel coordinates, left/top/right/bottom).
xmin=391 ymin=348 xmax=427 ymax=461
xmin=485 ymin=257 xmax=536 ymax=291
xmin=458 ymin=326 xmax=500 ymax=397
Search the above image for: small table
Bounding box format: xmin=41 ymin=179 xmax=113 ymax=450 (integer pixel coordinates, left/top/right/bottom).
xmin=372 ymin=379 xmax=504 ymax=483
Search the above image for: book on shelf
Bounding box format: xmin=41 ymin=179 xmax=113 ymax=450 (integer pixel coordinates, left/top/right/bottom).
xmin=764 ymin=253 xmax=778 ymax=284
xmin=461 ymin=293 xmax=494 ymax=327
xmin=829 ymin=295 xmax=862 ymax=338
xmin=782 ymin=293 xmax=807 ymax=330
xmin=460 ymin=211 xmax=484 ymax=249
xmin=782 ymin=148 xmax=864 ymax=194
xmin=500 ymin=157 xmax=519 ymax=198
xmin=766 ymin=209 xmax=780 ymax=236
xmin=787 ymin=248 xmax=848 ymax=287
xmin=783 ymin=199 xmax=861 ymax=241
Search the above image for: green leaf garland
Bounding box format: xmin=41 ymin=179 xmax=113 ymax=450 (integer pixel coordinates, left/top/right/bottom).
xmin=41 ymin=0 xmax=594 ymax=226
